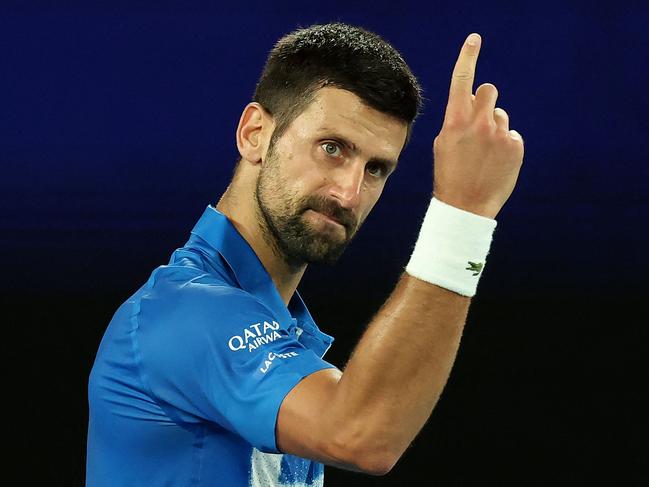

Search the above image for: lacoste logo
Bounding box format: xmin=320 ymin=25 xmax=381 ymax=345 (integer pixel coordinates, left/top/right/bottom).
xmin=466 ymin=261 xmax=484 ymax=276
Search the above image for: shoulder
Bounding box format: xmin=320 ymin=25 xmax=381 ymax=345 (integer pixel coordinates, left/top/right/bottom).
xmin=136 ymin=266 xmax=280 ymax=344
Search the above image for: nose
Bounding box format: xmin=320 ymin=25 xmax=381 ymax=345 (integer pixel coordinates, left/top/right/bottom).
xmin=327 ymin=161 xmax=364 ymax=209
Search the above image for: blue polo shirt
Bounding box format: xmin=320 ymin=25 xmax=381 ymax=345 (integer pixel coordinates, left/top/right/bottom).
xmin=87 ymin=206 xmax=337 ymax=486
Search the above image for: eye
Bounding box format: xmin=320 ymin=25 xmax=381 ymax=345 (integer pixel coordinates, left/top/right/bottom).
xmin=321 ymin=141 xmax=343 ymax=157
xmin=366 ymin=162 xmax=387 ymax=178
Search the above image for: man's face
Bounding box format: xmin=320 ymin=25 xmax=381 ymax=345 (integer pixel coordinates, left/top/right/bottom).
xmin=255 ymin=87 xmax=408 ymax=267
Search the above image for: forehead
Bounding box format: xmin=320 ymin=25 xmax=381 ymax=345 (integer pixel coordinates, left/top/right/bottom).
xmin=292 ymin=87 xmax=408 ymax=155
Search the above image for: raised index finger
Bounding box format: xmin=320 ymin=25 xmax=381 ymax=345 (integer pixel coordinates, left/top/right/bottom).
xmin=446 ymin=33 xmax=482 ymax=120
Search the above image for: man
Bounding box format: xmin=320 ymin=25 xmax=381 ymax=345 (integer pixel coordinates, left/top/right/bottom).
xmin=87 ymin=22 xmax=524 ymax=486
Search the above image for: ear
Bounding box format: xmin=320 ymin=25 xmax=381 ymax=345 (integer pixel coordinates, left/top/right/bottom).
xmin=236 ymin=102 xmax=274 ymax=165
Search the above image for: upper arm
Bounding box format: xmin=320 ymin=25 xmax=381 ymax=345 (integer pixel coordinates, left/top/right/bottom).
xmin=276 ymin=369 xmax=394 ymax=475
xmin=277 ymin=366 xmax=393 ymax=475
xmin=276 ymin=357 xmax=400 ymax=476
xmin=276 ymin=367 xmax=356 ymax=468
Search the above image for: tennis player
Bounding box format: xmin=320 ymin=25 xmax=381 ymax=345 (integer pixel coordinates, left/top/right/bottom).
xmin=86 ymin=22 xmax=524 ymax=486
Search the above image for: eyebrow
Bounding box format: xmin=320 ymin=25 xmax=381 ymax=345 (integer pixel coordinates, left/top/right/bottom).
xmin=317 ymin=129 xmax=399 ymax=169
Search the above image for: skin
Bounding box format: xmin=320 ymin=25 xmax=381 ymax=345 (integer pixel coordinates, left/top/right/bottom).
xmin=217 ymin=85 xmax=407 ymax=303
xmin=217 ymin=33 xmax=524 ymax=475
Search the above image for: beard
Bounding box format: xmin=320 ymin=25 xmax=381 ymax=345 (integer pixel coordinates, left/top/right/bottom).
xmin=255 ymin=143 xmax=360 ymax=268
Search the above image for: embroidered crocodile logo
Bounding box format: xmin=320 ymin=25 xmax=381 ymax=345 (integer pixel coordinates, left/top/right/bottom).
xmin=466 ymin=261 xmax=484 ymax=276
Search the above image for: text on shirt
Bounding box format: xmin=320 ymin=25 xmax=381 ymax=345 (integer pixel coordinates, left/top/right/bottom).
xmin=228 ymin=320 xmax=283 ymax=352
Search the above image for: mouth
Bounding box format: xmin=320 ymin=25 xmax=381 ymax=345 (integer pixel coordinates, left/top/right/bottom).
xmin=318 ymin=212 xmax=344 ymax=226
xmin=305 ymin=209 xmax=346 ymax=230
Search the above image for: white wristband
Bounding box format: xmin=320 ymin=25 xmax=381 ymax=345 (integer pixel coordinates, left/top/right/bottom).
xmin=405 ymin=197 xmax=497 ymax=297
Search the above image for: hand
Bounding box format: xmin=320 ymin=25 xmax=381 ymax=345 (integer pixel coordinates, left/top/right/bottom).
xmin=432 ymin=33 xmax=524 ymax=219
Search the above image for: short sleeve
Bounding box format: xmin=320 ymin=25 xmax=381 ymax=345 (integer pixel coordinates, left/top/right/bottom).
xmin=135 ymin=280 xmax=336 ymax=453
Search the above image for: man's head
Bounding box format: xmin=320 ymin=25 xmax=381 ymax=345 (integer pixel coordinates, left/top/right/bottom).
xmin=253 ymin=22 xmax=423 ymax=154
xmin=231 ymin=23 xmax=423 ymax=268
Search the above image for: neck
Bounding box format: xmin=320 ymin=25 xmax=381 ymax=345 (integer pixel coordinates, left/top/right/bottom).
xmin=216 ymin=182 xmax=306 ymax=306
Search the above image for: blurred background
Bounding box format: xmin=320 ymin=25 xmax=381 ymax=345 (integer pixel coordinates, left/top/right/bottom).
xmin=2 ymin=0 xmax=647 ymax=485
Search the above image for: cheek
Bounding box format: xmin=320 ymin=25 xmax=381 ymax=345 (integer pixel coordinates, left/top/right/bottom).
xmin=280 ymin=145 xmax=310 ymax=175
xmin=287 ymin=161 xmax=329 ymax=195
xmin=273 ymin=164 xmax=318 ymax=210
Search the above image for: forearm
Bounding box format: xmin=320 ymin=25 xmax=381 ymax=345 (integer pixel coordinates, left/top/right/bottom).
xmin=325 ymin=273 xmax=470 ymax=467
xmin=276 ymin=33 xmax=524 ymax=474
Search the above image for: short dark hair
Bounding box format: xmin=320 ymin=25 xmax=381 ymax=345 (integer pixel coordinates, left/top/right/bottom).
xmin=237 ymin=22 xmax=423 ymax=165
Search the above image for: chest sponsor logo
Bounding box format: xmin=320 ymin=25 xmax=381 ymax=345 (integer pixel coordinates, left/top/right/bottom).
xmin=228 ymin=321 xmax=282 ymax=352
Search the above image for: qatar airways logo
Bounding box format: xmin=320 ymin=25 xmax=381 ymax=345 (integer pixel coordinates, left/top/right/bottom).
xmin=228 ymin=320 xmax=283 ymax=352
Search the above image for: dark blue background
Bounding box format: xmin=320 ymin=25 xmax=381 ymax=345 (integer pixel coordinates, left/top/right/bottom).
xmin=2 ymin=1 xmax=647 ymax=485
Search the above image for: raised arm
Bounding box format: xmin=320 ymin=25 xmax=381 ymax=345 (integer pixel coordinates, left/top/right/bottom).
xmin=276 ymin=33 xmax=525 ymax=475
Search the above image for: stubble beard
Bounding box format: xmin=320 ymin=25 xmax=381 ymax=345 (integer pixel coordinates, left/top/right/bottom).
xmin=254 ymin=146 xmax=359 ymax=268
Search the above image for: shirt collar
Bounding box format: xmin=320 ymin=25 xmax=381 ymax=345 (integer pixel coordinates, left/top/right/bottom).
xmin=186 ymin=205 xmax=334 ymax=352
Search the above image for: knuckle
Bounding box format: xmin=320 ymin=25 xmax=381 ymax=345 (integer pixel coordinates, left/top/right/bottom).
xmin=477 ymin=83 xmax=498 ymax=97
xmin=443 ymin=114 xmax=468 ymax=131
xmin=453 ymin=71 xmax=473 ymax=81
xmin=496 ymin=128 xmax=513 ymax=142
xmin=494 ymin=107 xmax=509 ymax=119
xmin=509 ymin=136 xmax=525 ymax=156
xmin=517 ymin=140 xmax=525 ymax=157
xmin=509 ymin=130 xmax=524 ymax=143
xmin=474 ymin=115 xmax=495 ymax=133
